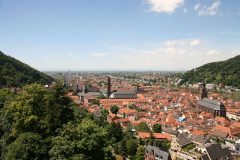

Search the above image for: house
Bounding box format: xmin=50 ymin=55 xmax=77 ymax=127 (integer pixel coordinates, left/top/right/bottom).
xmin=145 ymin=145 xmax=171 ymax=160
xmin=162 ymin=126 xmax=179 ymax=137
xmin=175 ymin=133 xmax=192 ymax=148
xmin=200 ymin=144 xmax=233 ymax=160
xmin=197 ymin=98 xmax=226 ymax=117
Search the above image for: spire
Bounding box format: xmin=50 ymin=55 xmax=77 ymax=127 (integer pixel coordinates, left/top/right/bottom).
xmin=200 ymin=79 xmax=208 ymax=99
xmin=107 ymin=76 xmax=111 ymax=99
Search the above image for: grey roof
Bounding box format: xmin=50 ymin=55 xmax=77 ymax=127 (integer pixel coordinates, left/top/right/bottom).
xmin=110 ymin=90 xmax=137 ymax=99
xmin=162 ymin=126 xmax=179 ymax=136
xmin=201 ymin=154 xmax=210 ymax=160
xmin=203 ymin=144 xmax=233 ymax=160
xmin=176 ymin=133 xmax=192 ymax=147
xmin=190 ymin=135 xmax=210 ymax=145
xmin=78 ymin=92 xmax=102 ymax=97
xmin=146 ymin=145 xmax=170 ymax=160
xmin=222 ymin=148 xmax=233 ymax=159
xmin=197 ymin=98 xmax=226 ymax=110
xmin=114 ymin=90 xmax=136 ymax=95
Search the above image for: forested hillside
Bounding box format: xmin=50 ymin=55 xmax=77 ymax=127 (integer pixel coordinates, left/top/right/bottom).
xmin=0 ymin=84 xmax=147 ymax=159
xmin=0 ymin=84 xmax=114 ymax=159
xmin=0 ymin=51 xmax=53 ymax=87
xmin=181 ymin=55 xmax=240 ymax=88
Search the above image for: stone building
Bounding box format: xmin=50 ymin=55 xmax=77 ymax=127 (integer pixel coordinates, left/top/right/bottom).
xmin=197 ymin=98 xmax=226 ymax=117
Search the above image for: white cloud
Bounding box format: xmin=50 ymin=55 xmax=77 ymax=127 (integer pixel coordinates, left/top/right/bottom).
xmin=91 ymin=52 xmax=107 ymax=57
xmin=84 ymin=39 xmax=239 ymax=71
xmin=196 ymin=0 xmax=221 ymax=16
xmin=27 ymin=39 xmax=239 ymax=71
xmin=194 ymin=3 xmax=201 ymax=11
xmin=183 ymin=8 xmax=188 ymax=13
xmin=165 ymin=39 xmax=201 ymax=47
xmin=206 ymin=49 xmax=221 ymax=56
xmin=190 ymin=40 xmax=201 ymax=46
xmin=145 ymin=0 xmax=185 ymax=13
xmin=165 ymin=40 xmax=177 ymax=47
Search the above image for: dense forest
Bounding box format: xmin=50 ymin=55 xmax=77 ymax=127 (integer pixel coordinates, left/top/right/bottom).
xmin=0 ymin=84 xmax=150 ymax=160
xmin=0 ymin=51 xmax=53 ymax=87
xmin=181 ymin=55 xmax=240 ymax=88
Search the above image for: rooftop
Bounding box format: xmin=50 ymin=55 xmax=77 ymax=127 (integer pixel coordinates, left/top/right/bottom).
xmin=197 ymin=98 xmax=225 ymax=110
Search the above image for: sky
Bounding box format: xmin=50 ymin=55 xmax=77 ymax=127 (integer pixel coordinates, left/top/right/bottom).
xmin=0 ymin=0 xmax=240 ymax=71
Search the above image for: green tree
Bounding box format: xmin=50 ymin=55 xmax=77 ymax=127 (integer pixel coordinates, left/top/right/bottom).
xmin=2 ymin=84 xmax=75 ymax=137
xmin=4 ymin=132 xmax=49 ymax=160
xmin=152 ymin=124 xmax=162 ymax=133
xmin=0 ymin=88 xmax=13 ymax=109
xmin=0 ymin=51 xmax=53 ymax=87
xmin=0 ymin=84 xmax=77 ymax=159
xmin=161 ymin=140 xmax=171 ymax=150
xmin=126 ymin=139 xmax=138 ymax=156
xmin=106 ymin=122 xmax=123 ymax=144
xmin=135 ymin=145 xmax=145 ymax=160
xmin=49 ymin=119 xmax=112 ymax=160
xmin=110 ymin=105 xmax=119 ymax=115
xmin=136 ymin=122 xmax=150 ymax=132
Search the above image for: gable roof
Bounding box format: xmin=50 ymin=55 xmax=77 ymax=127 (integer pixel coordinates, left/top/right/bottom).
xmin=146 ymin=145 xmax=170 ymax=160
xmin=197 ymin=98 xmax=225 ymax=110
xmin=203 ymin=144 xmax=233 ymax=160
xmin=176 ymin=133 xmax=192 ymax=147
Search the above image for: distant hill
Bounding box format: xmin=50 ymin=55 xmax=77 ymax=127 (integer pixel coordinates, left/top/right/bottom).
xmin=181 ymin=55 xmax=240 ymax=88
xmin=0 ymin=51 xmax=54 ymax=87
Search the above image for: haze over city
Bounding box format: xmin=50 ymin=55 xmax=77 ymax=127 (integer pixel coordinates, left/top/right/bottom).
xmin=0 ymin=0 xmax=240 ymax=71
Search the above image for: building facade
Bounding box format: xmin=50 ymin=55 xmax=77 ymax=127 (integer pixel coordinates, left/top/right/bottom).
xmin=197 ymin=98 xmax=226 ymax=117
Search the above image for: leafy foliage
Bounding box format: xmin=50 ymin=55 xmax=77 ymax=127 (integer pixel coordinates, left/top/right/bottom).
xmin=181 ymin=55 xmax=240 ymax=88
xmin=0 ymin=88 xmax=14 ymax=109
xmin=0 ymin=84 xmax=76 ymax=158
xmin=152 ymin=124 xmax=162 ymax=133
xmin=49 ymin=119 xmax=110 ymax=160
xmin=106 ymin=123 xmax=123 ymax=144
xmin=182 ymin=143 xmax=196 ymax=152
xmin=110 ymin=105 xmax=119 ymax=115
xmin=0 ymin=84 xmax=114 ymax=160
xmin=4 ymin=132 xmax=49 ymax=160
xmin=0 ymin=82 xmax=147 ymax=159
xmin=136 ymin=122 xmax=150 ymax=132
xmin=0 ymin=51 xmax=53 ymax=87
xmin=155 ymin=139 xmax=171 ymax=150
xmin=135 ymin=145 xmax=145 ymax=160
xmin=126 ymin=139 xmax=138 ymax=156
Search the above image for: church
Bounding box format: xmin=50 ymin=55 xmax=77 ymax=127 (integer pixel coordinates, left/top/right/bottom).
xmin=197 ymin=80 xmax=226 ymax=117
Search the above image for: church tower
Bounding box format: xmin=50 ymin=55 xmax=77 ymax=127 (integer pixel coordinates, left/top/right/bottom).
xmin=200 ymin=79 xmax=208 ymax=99
xmin=107 ymin=76 xmax=111 ymax=99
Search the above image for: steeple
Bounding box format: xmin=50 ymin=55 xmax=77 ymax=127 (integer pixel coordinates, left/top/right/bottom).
xmin=107 ymin=76 xmax=111 ymax=99
xmin=200 ymin=79 xmax=208 ymax=99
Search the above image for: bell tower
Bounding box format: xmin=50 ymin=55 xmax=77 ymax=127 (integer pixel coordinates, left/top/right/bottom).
xmin=200 ymin=79 xmax=208 ymax=99
xmin=107 ymin=76 xmax=111 ymax=99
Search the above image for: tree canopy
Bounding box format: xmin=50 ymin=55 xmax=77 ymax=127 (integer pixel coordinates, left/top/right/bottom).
xmin=0 ymin=51 xmax=53 ymax=87
xmin=0 ymin=84 xmax=115 ymax=160
xmin=181 ymin=55 xmax=240 ymax=88
xmin=110 ymin=105 xmax=119 ymax=115
xmin=49 ymin=119 xmax=110 ymax=160
xmin=152 ymin=123 xmax=162 ymax=133
xmin=136 ymin=122 xmax=150 ymax=132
